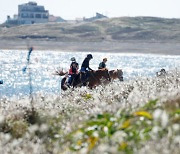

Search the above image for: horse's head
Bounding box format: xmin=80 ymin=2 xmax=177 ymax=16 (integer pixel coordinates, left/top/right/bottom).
xmin=117 ymin=69 xmax=123 ymax=81
xmin=109 ymin=69 xmax=123 ymax=81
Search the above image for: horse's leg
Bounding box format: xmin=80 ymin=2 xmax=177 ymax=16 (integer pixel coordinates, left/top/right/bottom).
xmin=80 ymin=72 xmax=87 ymax=86
xmin=88 ymin=81 xmax=93 ymax=89
xmin=70 ymin=74 xmax=76 ymax=86
xmin=67 ymin=75 xmax=72 ymax=87
xmin=72 ymin=74 xmax=79 ymax=88
xmin=61 ymin=77 xmax=68 ymax=90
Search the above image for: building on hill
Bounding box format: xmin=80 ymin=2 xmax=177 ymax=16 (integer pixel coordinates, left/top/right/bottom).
xmin=18 ymin=1 xmax=49 ymax=24
xmin=6 ymin=1 xmax=49 ymax=25
xmin=48 ymin=15 xmax=66 ymax=23
xmin=84 ymin=13 xmax=108 ymax=22
xmin=5 ymin=2 xmax=107 ymax=26
xmin=75 ymin=17 xmax=85 ymax=23
xmin=73 ymin=13 xmax=108 ymax=23
xmin=6 ymin=15 xmax=18 ymax=25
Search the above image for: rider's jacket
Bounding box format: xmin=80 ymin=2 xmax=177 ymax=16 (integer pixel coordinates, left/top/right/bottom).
xmin=98 ymin=62 xmax=106 ymax=69
xmin=69 ymin=62 xmax=78 ymax=75
xmin=81 ymin=58 xmax=92 ymax=72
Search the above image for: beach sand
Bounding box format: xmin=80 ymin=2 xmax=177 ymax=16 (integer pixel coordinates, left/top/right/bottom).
xmin=0 ymin=39 xmax=180 ymax=55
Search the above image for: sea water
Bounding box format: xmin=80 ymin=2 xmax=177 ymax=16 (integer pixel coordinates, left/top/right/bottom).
xmin=0 ymin=50 xmax=180 ymax=98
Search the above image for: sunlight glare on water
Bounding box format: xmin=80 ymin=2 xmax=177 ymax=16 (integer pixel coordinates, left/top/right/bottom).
xmin=0 ymin=50 xmax=180 ymax=98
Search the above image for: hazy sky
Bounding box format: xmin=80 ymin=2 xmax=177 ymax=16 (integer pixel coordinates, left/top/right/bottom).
xmin=1 ymin=0 xmax=180 ymax=23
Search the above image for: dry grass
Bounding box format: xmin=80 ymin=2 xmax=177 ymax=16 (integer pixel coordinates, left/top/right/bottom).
xmin=1 ymin=17 xmax=180 ymax=42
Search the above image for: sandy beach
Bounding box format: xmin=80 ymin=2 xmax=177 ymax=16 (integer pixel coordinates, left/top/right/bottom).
xmin=0 ymin=39 xmax=180 ymax=55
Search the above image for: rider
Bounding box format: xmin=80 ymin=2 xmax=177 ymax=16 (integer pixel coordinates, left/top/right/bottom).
xmin=80 ymin=54 xmax=93 ymax=84
xmin=98 ymin=58 xmax=107 ymax=69
xmin=156 ymin=68 xmax=166 ymax=77
xmin=68 ymin=57 xmax=79 ymax=86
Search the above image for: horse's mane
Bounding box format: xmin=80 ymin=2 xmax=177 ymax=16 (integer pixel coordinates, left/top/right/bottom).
xmin=95 ymin=69 xmax=108 ymax=73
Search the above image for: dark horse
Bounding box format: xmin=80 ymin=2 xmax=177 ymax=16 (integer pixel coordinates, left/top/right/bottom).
xmin=61 ymin=69 xmax=111 ymax=90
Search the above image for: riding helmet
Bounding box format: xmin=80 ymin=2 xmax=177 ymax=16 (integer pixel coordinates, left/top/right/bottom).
xmin=87 ymin=54 xmax=93 ymax=59
xmin=70 ymin=57 xmax=76 ymax=61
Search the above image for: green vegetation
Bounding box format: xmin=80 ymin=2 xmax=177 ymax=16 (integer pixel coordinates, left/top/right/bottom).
xmin=0 ymin=98 xmax=179 ymax=153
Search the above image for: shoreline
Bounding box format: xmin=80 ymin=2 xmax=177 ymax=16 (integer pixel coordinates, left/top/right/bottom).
xmin=0 ymin=40 xmax=180 ymax=55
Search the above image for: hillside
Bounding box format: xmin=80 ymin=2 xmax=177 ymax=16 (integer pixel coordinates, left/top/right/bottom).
xmin=0 ymin=16 xmax=180 ymax=53
xmin=1 ymin=16 xmax=180 ymax=41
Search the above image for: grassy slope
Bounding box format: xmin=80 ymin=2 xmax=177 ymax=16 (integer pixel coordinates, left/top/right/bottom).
xmin=0 ymin=16 xmax=180 ymax=42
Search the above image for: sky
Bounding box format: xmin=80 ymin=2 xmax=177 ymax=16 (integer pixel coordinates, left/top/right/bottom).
xmin=0 ymin=0 xmax=180 ymax=23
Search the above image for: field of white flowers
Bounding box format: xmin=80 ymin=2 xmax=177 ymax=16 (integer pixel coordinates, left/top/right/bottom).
xmin=0 ymin=69 xmax=180 ymax=154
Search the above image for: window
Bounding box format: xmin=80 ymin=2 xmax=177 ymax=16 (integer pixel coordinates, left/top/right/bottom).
xmin=35 ymin=14 xmax=41 ymax=18
xmin=43 ymin=14 xmax=48 ymax=19
xmin=21 ymin=13 xmax=29 ymax=18
xmin=30 ymin=14 xmax=34 ymax=18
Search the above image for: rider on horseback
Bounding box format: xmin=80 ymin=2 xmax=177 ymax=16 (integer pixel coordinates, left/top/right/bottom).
xmin=80 ymin=54 xmax=93 ymax=85
xmin=98 ymin=58 xmax=107 ymax=69
xmin=67 ymin=57 xmax=79 ymax=86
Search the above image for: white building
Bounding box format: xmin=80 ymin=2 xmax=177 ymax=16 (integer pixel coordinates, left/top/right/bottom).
xmin=18 ymin=2 xmax=49 ymax=24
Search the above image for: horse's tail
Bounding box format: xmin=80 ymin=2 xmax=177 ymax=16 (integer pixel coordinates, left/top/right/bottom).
xmin=61 ymin=77 xmax=68 ymax=91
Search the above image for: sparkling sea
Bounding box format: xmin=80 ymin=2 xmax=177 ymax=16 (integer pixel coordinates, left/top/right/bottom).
xmin=0 ymin=50 xmax=180 ymax=98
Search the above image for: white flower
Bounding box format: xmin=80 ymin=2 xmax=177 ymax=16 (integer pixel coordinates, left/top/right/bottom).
xmin=86 ymin=125 xmax=97 ymax=131
xmin=0 ymin=115 xmax=4 ymax=124
xmin=29 ymin=124 xmax=39 ymax=134
xmin=161 ymin=111 xmax=169 ymax=128
xmin=92 ymin=131 xmax=99 ymax=137
xmin=152 ymin=126 xmax=161 ymax=134
xmin=103 ymin=126 xmax=108 ymax=134
xmin=153 ymin=109 xmax=162 ymax=120
xmin=39 ymin=124 xmax=49 ymax=132
xmin=153 ymin=109 xmax=169 ymax=128
xmin=172 ymin=124 xmax=180 ymax=132
xmin=4 ymin=133 xmax=11 ymax=142
xmin=97 ymin=143 xmax=109 ymax=152
xmin=173 ymin=135 xmax=180 ymax=144
xmin=54 ymin=134 xmax=60 ymax=138
xmin=111 ymin=131 xmax=127 ymax=143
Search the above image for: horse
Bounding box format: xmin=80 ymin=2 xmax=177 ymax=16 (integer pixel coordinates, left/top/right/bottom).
xmin=109 ymin=69 xmax=123 ymax=81
xmin=61 ymin=69 xmax=111 ymax=90
xmin=86 ymin=69 xmax=111 ymax=89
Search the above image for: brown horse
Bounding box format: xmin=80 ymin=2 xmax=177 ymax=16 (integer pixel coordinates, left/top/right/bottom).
xmin=61 ymin=69 xmax=111 ymax=90
xmin=87 ymin=69 xmax=111 ymax=89
xmin=109 ymin=69 xmax=123 ymax=81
